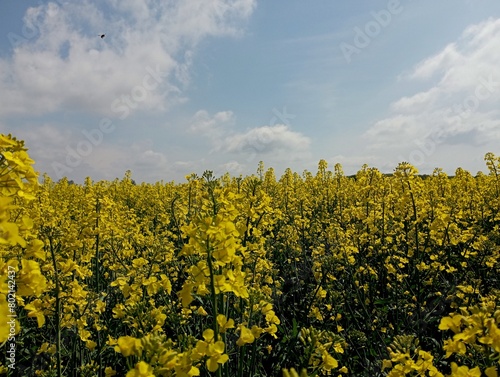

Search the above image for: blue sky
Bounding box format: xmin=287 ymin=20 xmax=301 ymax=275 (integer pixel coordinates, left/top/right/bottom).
xmin=1 ymin=0 xmax=500 ymax=182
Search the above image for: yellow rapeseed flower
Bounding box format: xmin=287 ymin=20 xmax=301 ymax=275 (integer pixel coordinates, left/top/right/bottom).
xmin=126 ymin=361 xmax=155 ymax=377
xmin=449 ymin=363 xmax=481 ymax=377
xmin=236 ymin=325 xmax=255 ymax=346
xmin=115 ymin=336 xmax=143 ymax=357
xmin=216 ymin=314 xmax=235 ymax=333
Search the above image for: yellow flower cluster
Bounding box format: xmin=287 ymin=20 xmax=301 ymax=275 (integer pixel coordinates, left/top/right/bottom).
xmin=298 ymin=326 xmax=347 ymax=374
xmin=383 ymin=335 xmax=444 ymax=376
xmin=3 ymin=135 xmax=500 ymax=376
xmin=439 ymin=296 xmax=499 ymax=377
xmin=0 ymin=134 xmax=46 ymax=350
xmin=383 ymin=295 xmax=500 ymax=377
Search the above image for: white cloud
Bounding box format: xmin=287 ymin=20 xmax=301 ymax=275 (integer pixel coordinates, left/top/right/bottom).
xmin=184 ymin=111 xmax=312 ymax=172
xmin=406 ymin=44 xmax=461 ymax=81
xmin=137 ymin=149 xmax=168 ymax=167
xmin=221 ymin=124 xmax=311 ymax=155
xmin=11 ymin=122 xmax=170 ymax=182
xmin=0 ymin=0 xmax=256 ymax=117
xmin=14 ymin=123 xmax=70 ymax=157
xmin=184 ymin=111 xmax=312 ymax=174
xmin=364 ymin=17 xmax=500 ymax=165
xmin=189 ymin=109 xmax=234 ymax=134
xmin=401 ymin=18 xmax=500 ymax=83
xmin=365 ymin=114 xmax=423 ymax=148
xmin=218 ymin=160 xmax=244 ymax=175
xmin=390 ymin=88 xmax=441 ymax=114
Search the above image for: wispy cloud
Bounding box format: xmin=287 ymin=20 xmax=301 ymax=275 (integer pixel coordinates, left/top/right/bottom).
xmin=188 ymin=109 xmax=311 ymax=165
xmin=364 ymin=17 xmax=500 ymax=168
xmin=189 ymin=109 xmax=235 ymax=134
xmin=0 ymin=0 xmax=256 ymax=117
xmin=221 ymin=124 xmax=310 ymax=155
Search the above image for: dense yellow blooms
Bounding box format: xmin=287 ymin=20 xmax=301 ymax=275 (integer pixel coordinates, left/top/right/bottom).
xmin=2 ymin=135 xmax=500 ymax=376
xmin=0 ymin=134 xmax=44 ymax=348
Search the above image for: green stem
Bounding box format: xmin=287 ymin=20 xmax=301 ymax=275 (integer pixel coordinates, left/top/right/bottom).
xmin=238 ymin=345 xmax=245 ymax=377
xmin=49 ymin=236 xmax=62 ymax=377
xmin=95 ymin=198 xmax=103 ymax=377
xmin=250 ymin=340 xmax=258 ymax=377
xmin=206 ymin=237 xmax=222 ymax=377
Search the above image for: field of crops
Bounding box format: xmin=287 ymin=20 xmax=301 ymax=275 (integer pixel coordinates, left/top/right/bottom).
xmin=1 ymin=133 xmax=499 ymax=377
